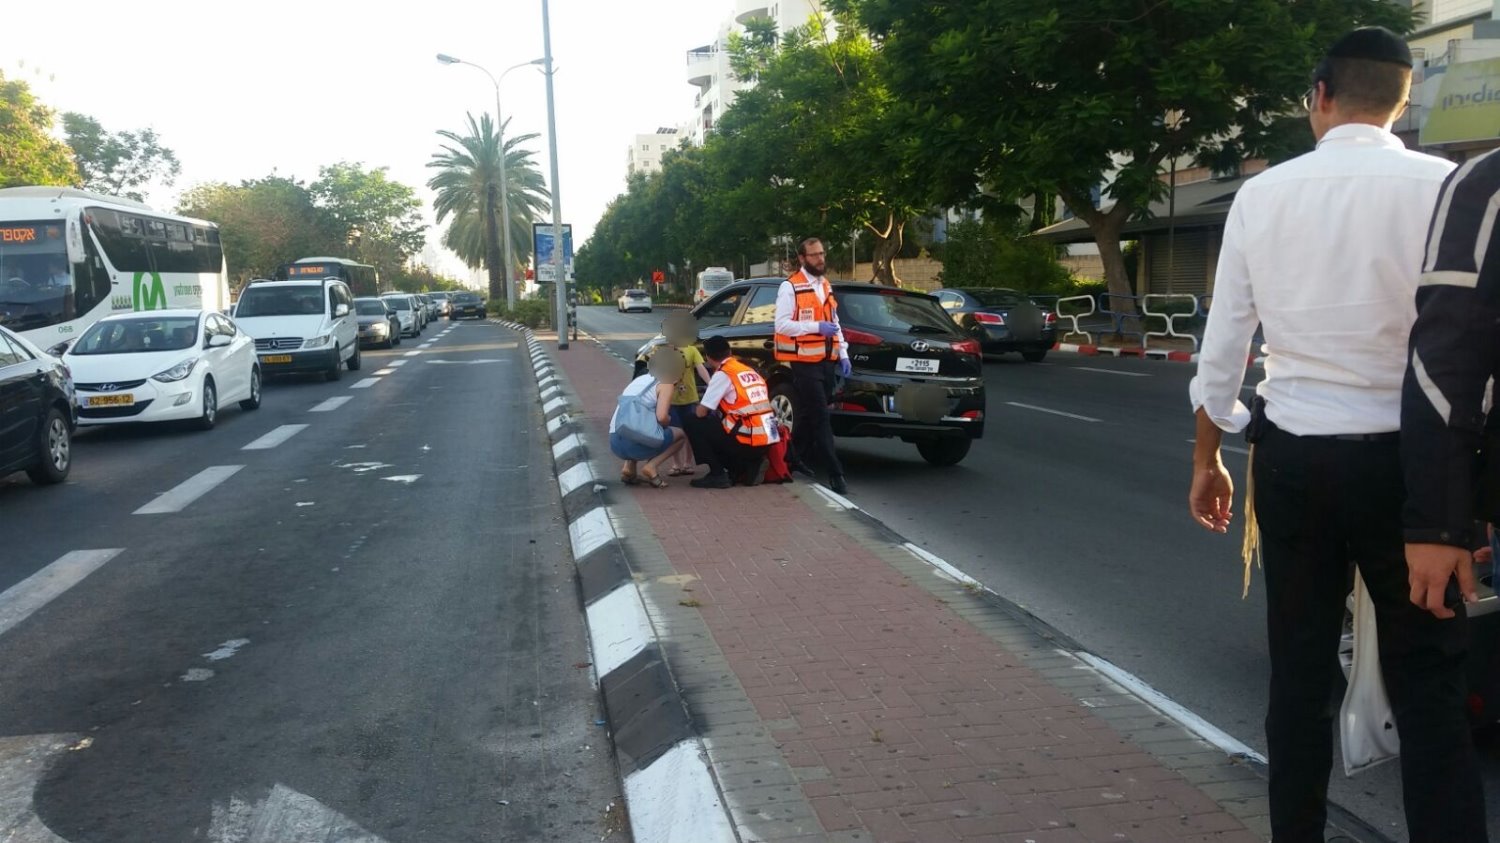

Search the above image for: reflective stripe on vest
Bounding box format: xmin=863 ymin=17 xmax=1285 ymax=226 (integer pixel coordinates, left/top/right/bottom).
xmin=718 ymin=358 xmax=778 ymax=447
xmin=773 ymin=272 xmax=837 ymax=363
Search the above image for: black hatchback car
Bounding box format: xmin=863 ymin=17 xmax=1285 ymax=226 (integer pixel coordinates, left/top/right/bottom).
xmin=450 ymin=292 xmax=486 ymax=320
xmin=636 ymin=279 xmax=985 ymax=466
xmin=0 ymin=325 xmax=76 ymax=485
xmin=934 ymin=287 xmax=1058 ymax=362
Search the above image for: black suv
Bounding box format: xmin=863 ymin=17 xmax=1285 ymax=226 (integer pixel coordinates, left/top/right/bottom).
xmin=635 ymin=279 xmax=985 ymax=466
xmin=0 ymin=325 xmax=76 ymax=485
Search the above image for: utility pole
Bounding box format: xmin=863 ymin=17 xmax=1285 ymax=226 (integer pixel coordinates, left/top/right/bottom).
xmin=542 ymin=0 xmax=568 ymax=349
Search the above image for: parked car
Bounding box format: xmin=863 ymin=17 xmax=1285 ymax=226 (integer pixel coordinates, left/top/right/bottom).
xmin=429 ymin=291 xmax=453 ymax=318
xmin=418 ymin=294 xmax=438 ymax=323
xmin=635 ymin=279 xmax=985 ymax=466
xmin=355 ymin=297 xmax=401 ymax=349
xmin=617 ymin=289 xmax=653 ymax=313
xmin=449 ymin=292 xmax=486 ymax=320
xmin=935 ymin=288 xmax=1058 ymax=362
xmin=381 ymin=294 xmax=422 ymax=337
xmin=64 ymin=310 xmax=260 ymax=431
xmin=233 ymin=277 xmax=361 ymax=381
xmin=0 ymin=325 xmax=75 ymax=485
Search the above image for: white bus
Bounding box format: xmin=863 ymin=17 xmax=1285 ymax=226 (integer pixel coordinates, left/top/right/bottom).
xmin=0 ymin=186 xmax=230 ymax=352
xmin=695 ymin=266 xmax=735 ymax=303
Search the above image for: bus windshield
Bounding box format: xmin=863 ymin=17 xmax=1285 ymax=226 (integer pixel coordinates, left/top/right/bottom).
xmin=0 ymin=220 xmax=72 ymax=333
xmin=235 ymin=285 xmax=325 ymax=317
xmin=72 ymin=316 xmax=200 ymax=355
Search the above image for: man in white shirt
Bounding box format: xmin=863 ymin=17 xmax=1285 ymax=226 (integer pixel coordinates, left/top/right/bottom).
xmin=773 ymin=237 xmax=851 ymax=494
xmin=1188 ymin=27 xmax=1484 ymax=842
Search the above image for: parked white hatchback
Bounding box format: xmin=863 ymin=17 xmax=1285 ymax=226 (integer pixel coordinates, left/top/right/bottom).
xmin=64 ymin=309 xmax=261 ymax=430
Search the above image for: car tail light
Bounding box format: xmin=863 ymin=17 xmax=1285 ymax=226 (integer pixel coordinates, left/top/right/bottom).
xmin=843 ymin=328 xmax=881 ymax=346
xmin=1043 ymin=311 xmax=1058 ymax=326
xmin=951 ymin=339 xmax=981 ymax=356
xmin=833 ymin=401 xmax=867 ymax=412
xmin=974 ymin=312 xmax=1005 ymax=325
xmin=960 ymin=410 xmax=983 ymax=421
xmin=1469 ymin=692 xmax=1485 ymax=719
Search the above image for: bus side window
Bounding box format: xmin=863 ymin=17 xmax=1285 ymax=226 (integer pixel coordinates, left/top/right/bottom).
xmin=75 ymin=225 xmax=110 ymax=316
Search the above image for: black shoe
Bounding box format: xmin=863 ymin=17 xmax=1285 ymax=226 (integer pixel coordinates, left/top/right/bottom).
xmin=829 ymin=475 xmax=848 ymax=495
xmin=691 ymin=472 xmax=732 ymax=489
xmin=790 ymin=463 xmax=816 ymax=480
xmin=743 ymin=458 xmax=768 ymax=487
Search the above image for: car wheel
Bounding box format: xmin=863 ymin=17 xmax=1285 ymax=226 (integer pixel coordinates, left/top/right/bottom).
xmin=325 ymin=346 xmax=343 ymax=382
xmin=916 ymin=437 xmax=971 ymax=467
xmin=239 ymin=367 xmax=262 ymax=410
xmin=1022 ymin=350 xmax=1048 ymax=363
xmin=195 ymin=377 xmax=218 ymax=431
xmin=24 ymin=406 xmax=71 ymax=485
xmin=770 ymin=381 xmax=797 ymax=433
xmin=348 ymin=342 xmax=362 ymax=372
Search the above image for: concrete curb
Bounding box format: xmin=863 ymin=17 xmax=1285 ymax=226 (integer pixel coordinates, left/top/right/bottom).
xmin=1053 ymin=340 xmax=1268 ymax=368
xmin=498 ymin=319 xmax=737 ymax=843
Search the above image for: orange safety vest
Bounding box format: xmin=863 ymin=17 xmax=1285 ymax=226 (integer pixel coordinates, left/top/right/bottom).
xmin=774 ymin=271 xmax=838 ymax=363
xmin=717 ymin=358 xmax=779 ymax=447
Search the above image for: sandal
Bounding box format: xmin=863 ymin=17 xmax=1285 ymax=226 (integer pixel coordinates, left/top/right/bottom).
xmin=640 ymin=468 xmax=668 ymax=488
xmin=621 ymin=470 xmax=640 ymax=486
xmin=668 ymin=467 xmax=694 ymax=477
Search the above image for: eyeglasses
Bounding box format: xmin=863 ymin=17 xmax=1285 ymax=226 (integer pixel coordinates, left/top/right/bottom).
xmin=804 ymin=251 xmax=826 ymax=258
xmin=1301 ymin=85 xmax=1319 ymax=114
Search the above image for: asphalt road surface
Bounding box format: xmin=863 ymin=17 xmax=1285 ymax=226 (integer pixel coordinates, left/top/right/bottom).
xmin=0 ymin=319 xmax=626 ymax=843
xmin=577 ymin=304 xmax=1500 ymax=842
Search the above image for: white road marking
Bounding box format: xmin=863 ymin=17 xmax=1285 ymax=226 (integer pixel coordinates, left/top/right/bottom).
xmin=1073 ymin=366 xmax=1150 ymax=378
xmin=402 ymin=350 xmax=421 ymax=357
xmin=0 ymin=734 xmax=78 ymax=842
xmin=204 ymin=638 xmax=250 ymax=661
xmin=903 ymin=543 xmax=983 ymax=588
xmin=337 ymin=462 xmax=393 ymax=473
xmin=242 ymin=424 xmax=308 ymax=451
xmin=349 ymin=378 xmax=381 ymax=389
xmin=135 ymin=466 xmax=244 ymax=514
xmin=388 ymin=360 xmax=408 ymax=368
xmin=209 ymin=782 xmax=389 ymax=843
xmin=812 ymin=485 xmax=856 ymax=510
xmin=1187 ymin=438 xmax=1251 ymax=456
xmin=424 ymin=359 xmax=508 ymax=365
xmin=309 ymin=396 xmax=352 ymax=413
xmin=1005 ymin=402 xmax=1102 ymax=423
xmin=374 ymin=368 xmax=396 ymax=376
xmin=381 ymin=475 xmax=422 ymax=484
xmin=0 ymin=549 xmax=124 ymax=639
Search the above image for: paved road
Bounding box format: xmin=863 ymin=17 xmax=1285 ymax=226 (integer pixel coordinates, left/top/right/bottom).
xmin=0 ymin=320 xmax=626 ymax=843
xmin=576 ymin=304 xmax=1500 ymax=842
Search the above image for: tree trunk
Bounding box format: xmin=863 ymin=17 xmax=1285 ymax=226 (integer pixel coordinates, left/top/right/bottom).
xmin=867 ymin=212 xmax=905 ymax=287
xmin=1059 ymin=188 xmax=1137 ymax=330
xmin=484 ymin=184 xmax=504 ymax=302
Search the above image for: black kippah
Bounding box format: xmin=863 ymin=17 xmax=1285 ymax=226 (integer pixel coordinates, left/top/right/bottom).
xmin=1325 ymin=26 xmax=1413 ymax=67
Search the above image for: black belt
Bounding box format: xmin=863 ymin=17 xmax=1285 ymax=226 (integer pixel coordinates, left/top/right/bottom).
xmin=1301 ymin=431 xmax=1400 ymax=443
xmin=1247 ymin=398 xmax=1398 ymax=444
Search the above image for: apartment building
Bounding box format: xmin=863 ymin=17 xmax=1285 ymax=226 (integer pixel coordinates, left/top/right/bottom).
xmin=626 ymin=128 xmax=680 ymax=178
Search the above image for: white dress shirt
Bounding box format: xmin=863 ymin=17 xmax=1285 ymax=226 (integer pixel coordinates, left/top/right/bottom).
xmin=773 ymin=273 xmax=848 ymax=360
xmin=699 ymin=369 xmax=732 ymax=411
xmin=1190 ymin=123 xmax=1456 ymax=436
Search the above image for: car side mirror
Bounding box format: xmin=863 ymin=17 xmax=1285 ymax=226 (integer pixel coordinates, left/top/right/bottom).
xmin=47 ymin=340 xmax=72 ymax=358
xmin=335 ymin=304 xmax=350 ymax=317
xmin=208 ymin=334 xmax=232 ymax=348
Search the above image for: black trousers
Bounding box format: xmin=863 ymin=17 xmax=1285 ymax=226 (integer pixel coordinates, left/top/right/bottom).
xmin=790 ymin=360 xmax=844 ymax=478
xmin=1253 ymin=425 xmax=1485 ymax=843
xmin=686 ymin=414 xmax=767 ymax=479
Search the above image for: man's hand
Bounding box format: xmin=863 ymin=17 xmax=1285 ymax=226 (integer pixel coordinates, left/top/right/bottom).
xmin=817 ymin=321 xmax=839 ymax=338
xmin=1189 ymin=461 xmax=1235 ymax=533
xmin=1406 ymin=543 xmax=1479 ymax=619
xmin=838 ymin=357 xmax=852 ymax=378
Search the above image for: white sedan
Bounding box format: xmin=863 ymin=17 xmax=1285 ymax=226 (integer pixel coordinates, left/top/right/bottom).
xmin=617 ymin=289 xmax=653 ymax=313
xmin=64 ymin=309 xmax=261 ymax=430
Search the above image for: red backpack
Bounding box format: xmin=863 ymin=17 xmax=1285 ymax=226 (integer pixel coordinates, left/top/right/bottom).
xmin=764 ymin=419 xmax=792 ymax=484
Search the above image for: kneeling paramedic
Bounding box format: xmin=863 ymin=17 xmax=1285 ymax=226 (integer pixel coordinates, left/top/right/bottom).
xmin=690 ymin=335 xmax=779 ymax=489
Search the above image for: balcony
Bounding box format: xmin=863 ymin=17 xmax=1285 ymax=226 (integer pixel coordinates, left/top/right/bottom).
xmin=686 ymin=48 xmax=715 ymax=88
xmin=735 ymin=0 xmax=770 ymax=25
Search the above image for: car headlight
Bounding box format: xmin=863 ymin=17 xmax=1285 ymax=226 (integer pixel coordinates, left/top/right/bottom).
xmin=305 ymin=334 xmax=331 ymax=348
xmin=152 ymin=357 xmax=199 ymax=383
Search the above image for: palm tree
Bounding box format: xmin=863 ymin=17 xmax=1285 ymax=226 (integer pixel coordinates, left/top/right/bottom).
xmin=427 ymin=113 xmax=550 ymax=301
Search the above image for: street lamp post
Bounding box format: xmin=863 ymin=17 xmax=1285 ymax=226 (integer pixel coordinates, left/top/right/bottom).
xmin=437 ymin=53 xmax=543 ymax=311
xmin=541 ymin=0 xmax=568 ymax=349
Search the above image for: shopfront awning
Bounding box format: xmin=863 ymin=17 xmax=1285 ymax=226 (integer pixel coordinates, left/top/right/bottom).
xmin=1030 ymin=175 xmax=1247 ymax=245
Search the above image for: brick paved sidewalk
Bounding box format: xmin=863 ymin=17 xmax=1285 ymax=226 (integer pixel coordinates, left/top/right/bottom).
xmin=551 ymin=335 xmax=1271 ymax=843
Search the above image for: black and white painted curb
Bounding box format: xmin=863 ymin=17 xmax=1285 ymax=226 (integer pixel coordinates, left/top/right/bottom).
xmin=502 ymin=321 xmax=736 ymax=843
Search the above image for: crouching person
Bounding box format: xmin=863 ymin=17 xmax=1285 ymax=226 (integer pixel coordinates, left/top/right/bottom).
xmin=611 ymin=348 xmax=688 ymax=488
xmin=690 ymin=335 xmax=779 ymax=489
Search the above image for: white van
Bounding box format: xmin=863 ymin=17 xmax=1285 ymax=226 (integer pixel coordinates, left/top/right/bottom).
xmin=233 ymin=278 xmax=361 ymax=381
xmin=695 ymin=267 xmax=735 ymax=303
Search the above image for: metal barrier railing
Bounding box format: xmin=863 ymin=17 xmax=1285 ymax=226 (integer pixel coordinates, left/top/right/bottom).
xmin=1054 ymin=294 xmax=1098 ymax=344
xmin=1142 ymin=293 xmax=1201 ymax=351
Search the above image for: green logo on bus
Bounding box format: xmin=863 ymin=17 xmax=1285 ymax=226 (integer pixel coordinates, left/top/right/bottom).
xmin=133 ymin=271 xmax=167 ymax=311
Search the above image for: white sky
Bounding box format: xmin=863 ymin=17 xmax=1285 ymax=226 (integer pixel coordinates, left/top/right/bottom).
xmin=8 ymin=0 xmax=727 ymax=280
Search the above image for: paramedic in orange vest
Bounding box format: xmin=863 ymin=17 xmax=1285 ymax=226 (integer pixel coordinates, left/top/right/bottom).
xmin=774 ymin=237 xmax=849 ymax=495
xmin=690 ymin=335 xmax=778 ymax=489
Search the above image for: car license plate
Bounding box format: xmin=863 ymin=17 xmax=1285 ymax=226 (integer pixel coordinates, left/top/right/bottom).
xmin=86 ymin=394 xmax=134 ymax=407
xmin=262 ymin=355 xmax=293 ymax=364
xmin=896 ymin=357 xmax=939 ymax=375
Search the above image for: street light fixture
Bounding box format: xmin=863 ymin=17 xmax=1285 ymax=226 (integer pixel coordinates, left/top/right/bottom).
xmin=541 ymin=0 xmax=569 ymax=349
xmin=436 ymin=53 xmax=545 ymax=311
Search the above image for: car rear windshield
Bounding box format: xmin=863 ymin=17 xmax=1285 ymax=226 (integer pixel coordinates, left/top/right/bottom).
xmin=382 ymin=297 xmax=411 ymax=311
xmin=626 ymin=290 xmax=648 ymax=297
xmin=838 ymin=290 xmax=959 ymax=335
xmin=235 ymin=285 xmax=324 ymax=317
xmin=964 ymin=288 xmax=1029 ymax=307
xmin=73 ymin=316 xmax=199 ymax=355
xmin=355 ymin=300 xmax=387 ymax=316
xmin=453 ymin=294 xmax=479 ymax=303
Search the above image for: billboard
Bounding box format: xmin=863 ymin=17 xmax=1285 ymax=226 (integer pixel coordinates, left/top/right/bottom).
xmin=533 ymin=223 xmax=574 ymax=283
xmin=1421 ymin=58 xmax=1500 ymax=147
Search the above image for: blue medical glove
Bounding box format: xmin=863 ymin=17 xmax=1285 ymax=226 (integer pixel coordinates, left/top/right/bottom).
xmin=817 ymin=321 xmax=839 ymax=338
xmin=838 ymin=357 xmax=852 ymax=378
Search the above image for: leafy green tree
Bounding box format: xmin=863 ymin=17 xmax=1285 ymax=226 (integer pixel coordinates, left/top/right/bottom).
xmin=178 ymin=177 xmax=343 ymax=287
xmin=938 ymin=216 xmax=1073 ymax=293
xmin=838 ymin=0 xmax=1413 ymax=306
xmin=310 ymin=162 xmax=427 ymax=281
xmin=0 ymin=72 xmax=80 ymax=189
xmin=427 ymin=113 xmax=550 ymax=301
xmin=61 ymin=113 xmax=180 ymax=201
